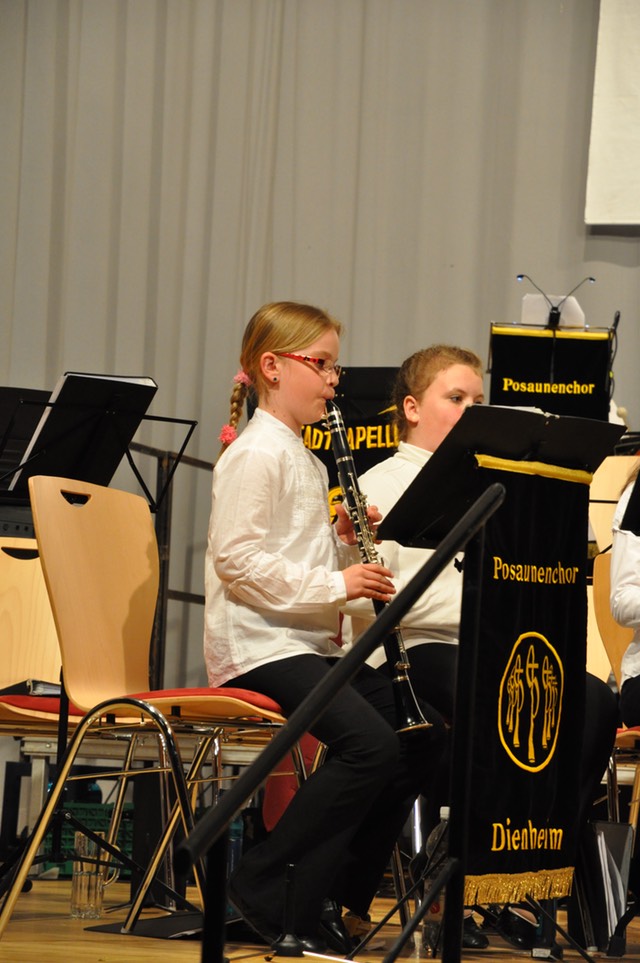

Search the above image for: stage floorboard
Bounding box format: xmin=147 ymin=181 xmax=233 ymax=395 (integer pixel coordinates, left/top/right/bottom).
xmin=2 ymin=879 xmax=640 ymax=962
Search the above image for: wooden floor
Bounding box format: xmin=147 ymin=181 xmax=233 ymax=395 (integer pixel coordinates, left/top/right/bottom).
xmin=2 ymin=879 xmax=640 ymax=963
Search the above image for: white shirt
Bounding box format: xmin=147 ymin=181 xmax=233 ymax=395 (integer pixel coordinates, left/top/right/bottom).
xmin=611 ymin=479 xmax=640 ymax=687
xmin=204 ymin=408 xmax=352 ymax=686
xmin=343 ymin=441 xmax=462 ymax=668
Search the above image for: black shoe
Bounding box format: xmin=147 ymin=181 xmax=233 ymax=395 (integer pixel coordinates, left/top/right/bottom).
xmin=319 ymin=899 xmax=357 ymax=955
xmin=228 ymin=878 xmax=329 ymax=955
xmin=273 ymin=932 xmax=330 ymax=955
xmin=462 ymin=915 xmax=490 ymax=950
xmin=227 ymin=878 xmax=280 ymax=946
xmin=478 ymin=903 xmax=502 ymax=934
xmin=495 ymin=907 xmax=538 ymax=951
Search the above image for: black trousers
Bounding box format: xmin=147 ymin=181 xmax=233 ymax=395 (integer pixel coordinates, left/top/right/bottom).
xmin=620 ymin=674 xmax=640 ymax=727
xmin=224 ymin=654 xmax=445 ymax=933
xmin=381 ymin=643 xmax=619 ymax=833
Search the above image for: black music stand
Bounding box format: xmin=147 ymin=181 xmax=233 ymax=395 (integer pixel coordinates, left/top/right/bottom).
xmin=379 ymin=404 xmax=624 ymax=549
xmin=488 ymin=323 xmax=613 ymax=421
xmin=0 ymin=388 xmax=50 ymax=490
xmin=0 ymin=373 xmax=197 ymax=514
xmin=5 ymin=372 xmax=158 ymax=492
xmin=377 ymin=405 xmax=624 ymax=963
xmin=0 ymin=387 xmax=52 ymax=536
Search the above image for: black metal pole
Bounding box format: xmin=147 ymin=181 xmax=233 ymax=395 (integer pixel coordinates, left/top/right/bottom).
xmin=149 ymin=452 xmax=173 ymax=690
xmin=201 ymin=834 xmax=229 ymax=963
xmin=441 ymin=526 xmax=486 ymax=963
xmin=178 ymin=483 xmax=505 ymax=963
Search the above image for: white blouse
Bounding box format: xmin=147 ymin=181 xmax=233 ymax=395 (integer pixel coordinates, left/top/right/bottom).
xmin=343 ymin=441 xmax=462 ymax=667
xmin=204 ymin=408 xmax=353 ymax=686
xmin=611 ymin=479 xmax=640 ymax=688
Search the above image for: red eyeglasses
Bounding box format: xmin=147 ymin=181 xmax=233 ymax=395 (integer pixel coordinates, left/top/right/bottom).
xmin=275 ymin=353 xmax=342 ymax=378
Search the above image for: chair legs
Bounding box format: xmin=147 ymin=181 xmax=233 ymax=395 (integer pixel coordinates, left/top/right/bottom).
xmin=607 ymin=753 xmax=621 ymax=822
xmin=390 ymin=843 xmax=411 ymax=927
xmin=629 ymin=765 xmax=640 ymax=845
xmin=606 ymin=748 xmax=640 ymax=854
xmin=0 ymin=698 xmax=202 ymax=940
xmin=121 ymin=732 xmax=219 ymax=931
xmin=101 ymin=734 xmax=138 ymax=885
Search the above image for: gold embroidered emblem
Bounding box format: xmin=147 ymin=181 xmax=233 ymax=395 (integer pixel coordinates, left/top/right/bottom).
xmin=328 ymin=485 xmax=344 ymax=522
xmin=498 ymin=631 xmax=563 ymax=772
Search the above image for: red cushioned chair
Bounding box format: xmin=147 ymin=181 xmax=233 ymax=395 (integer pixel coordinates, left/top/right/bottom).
xmin=0 ymin=537 xmax=88 ymax=849
xmin=0 ymin=477 xmax=307 ymax=939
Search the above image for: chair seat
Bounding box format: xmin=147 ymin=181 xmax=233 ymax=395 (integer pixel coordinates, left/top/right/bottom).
xmin=615 ymin=726 xmax=640 ymax=750
xmin=0 ymin=694 xmax=84 ymax=720
xmin=129 ymin=687 xmax=285 ymax=722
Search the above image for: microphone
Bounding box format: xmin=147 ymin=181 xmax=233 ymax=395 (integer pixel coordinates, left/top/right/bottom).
xmin=516 ymin=273 xmax=595 ymax=329
xmin=612 ymin=309 xmax=621 ymax=333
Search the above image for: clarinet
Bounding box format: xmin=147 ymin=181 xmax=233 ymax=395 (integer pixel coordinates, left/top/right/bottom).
xmin=325 ymin=400 xmax=431 ymax=734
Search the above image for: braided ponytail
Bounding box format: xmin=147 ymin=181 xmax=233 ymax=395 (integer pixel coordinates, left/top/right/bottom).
xmin=217 ymin=370 xmax=252 ymax=459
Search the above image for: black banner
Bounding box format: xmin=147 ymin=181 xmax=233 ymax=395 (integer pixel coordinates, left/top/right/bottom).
xmin=302 ymin=366 xmax=398 ymax=517
xmin=464 ymin=465 xmax=589 ymax=904
xmin=489 ymin=325 xmax=612 ymax=421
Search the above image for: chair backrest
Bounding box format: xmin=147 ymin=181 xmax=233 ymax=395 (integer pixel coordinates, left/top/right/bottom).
xmin=0 ymin=537 xmax=61 ymax=689
xmin=592 ymin=551 xmax=634 ymax=690
xmin=28 ymin=476 xmax=159 ymax=712
xmin=589 ymin=455 xmax=639 ymax=552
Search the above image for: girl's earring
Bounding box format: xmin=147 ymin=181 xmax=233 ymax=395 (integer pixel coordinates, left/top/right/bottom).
xmin=273 ymin=376 xmax=278 ymax=383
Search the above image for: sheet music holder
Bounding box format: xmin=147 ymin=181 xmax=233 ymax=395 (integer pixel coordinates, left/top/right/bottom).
xmin=488 ymin=322 xmax=613 ymax=421
xmin=520 ymin=293 xmax=586 ymax=328
xmin=6 ymin=372 xmax=158 ymax=494
xmin=378 ymin=405 xmax=626 ymax=549
xmin=0 ymin=387 xmax=51 ymax=491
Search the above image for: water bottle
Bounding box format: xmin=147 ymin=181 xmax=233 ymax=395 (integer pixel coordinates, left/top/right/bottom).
xmin=421 ymin=805 xmax=450 ymax=958
xmin=227 ymin=814 xmax=244 ymax=876
xmin=226 ymin=814 xmax=244 ymax=921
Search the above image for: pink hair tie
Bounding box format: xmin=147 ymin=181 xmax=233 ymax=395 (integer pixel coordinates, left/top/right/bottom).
xmin=218 ymin=424 xmax=238 ymax=444
xmin=233 ymin=369 xmax=252 ymax=386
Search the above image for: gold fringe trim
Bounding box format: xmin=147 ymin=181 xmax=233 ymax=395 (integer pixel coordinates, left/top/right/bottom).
xmin=464 ymin=867 xmax=574 ymax=906
xmin=474 ymin=453 xmax=592 ymax=486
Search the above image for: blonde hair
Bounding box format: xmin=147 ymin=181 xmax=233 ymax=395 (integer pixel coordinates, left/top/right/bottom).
xmin=391 ymin=344 xmax=483 ymax=442
xmin=218 ymin=301 xmax=342 ymax=457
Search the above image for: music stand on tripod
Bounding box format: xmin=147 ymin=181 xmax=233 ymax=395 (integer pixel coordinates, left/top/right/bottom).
xmin=375 ymin=404 xmax=624 ymax=963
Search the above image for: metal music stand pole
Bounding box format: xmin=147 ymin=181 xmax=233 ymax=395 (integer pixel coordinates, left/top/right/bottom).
xmin=380 ymin=525 xmax=486 ymax=963
xmin=441 ymin=524 xmax=485 ymax=963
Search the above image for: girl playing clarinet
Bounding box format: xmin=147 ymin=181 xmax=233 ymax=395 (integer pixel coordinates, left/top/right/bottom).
xmin=204 ymin=301 xmax=445 ymax=954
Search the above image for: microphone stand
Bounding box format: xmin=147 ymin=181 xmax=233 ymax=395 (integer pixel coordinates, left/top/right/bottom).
xmin=516 ymin=273 xmax=596 ymax=387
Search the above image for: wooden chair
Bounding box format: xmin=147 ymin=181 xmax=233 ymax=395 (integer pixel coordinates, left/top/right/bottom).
xmin=0 ymin=537 xmax=89 ymax=854
xmin=589 ymin=455 xmax=639 ymax=552
xmin=592 ymin=551 xmax=640 ymax=837
xmin=0 ymin=476 xmax=304 ymax=939
xmin=0 ymin=536 xmax=70 ymax=732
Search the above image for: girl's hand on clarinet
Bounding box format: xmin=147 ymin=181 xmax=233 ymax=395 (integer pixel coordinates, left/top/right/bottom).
xmin=343 ymin=563 xmax=396 ymax=602
xmin=366 ymin=505 xmax=384 ymax=542
xmin=334 ymin=501 xmax=383 ymax=545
